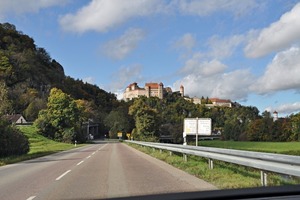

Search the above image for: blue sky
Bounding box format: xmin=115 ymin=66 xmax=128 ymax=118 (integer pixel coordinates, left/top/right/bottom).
xmin=1 ymin=0 xmax=300 ymax=117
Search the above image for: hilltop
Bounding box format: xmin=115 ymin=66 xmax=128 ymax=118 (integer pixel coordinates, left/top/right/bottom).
xmin=0 ymin=23 xmax=117 ymax=121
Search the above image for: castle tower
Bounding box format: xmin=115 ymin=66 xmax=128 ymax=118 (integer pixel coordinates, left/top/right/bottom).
xmin=158 ymin=82 xmax=163 ymax=99
xmin=180 ymin=85 xmax=184 ymax=97
xmin=145 ymin=85 xmax=150 ymax=98
xmin=273 ymin=111 xmax=278 ymax=122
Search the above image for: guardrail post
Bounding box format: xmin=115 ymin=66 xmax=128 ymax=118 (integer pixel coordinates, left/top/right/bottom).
xmin=183 ymin=154 xmax=187 ymax=162
xmin=169 ymin=151 xmax=173 ymax=156
xmin=261 ymin=171 xmax=268 ymax=186
xmin=208 ymin=158 xmax=214 ymax=169
xmin=160 ymin=149 xmax=162 ymax=154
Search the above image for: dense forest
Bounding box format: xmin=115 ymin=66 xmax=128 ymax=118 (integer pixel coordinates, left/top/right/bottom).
xmin=1 ymin=22 xmax=300 ymax=157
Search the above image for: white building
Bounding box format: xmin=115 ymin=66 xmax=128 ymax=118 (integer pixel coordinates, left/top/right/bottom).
xmin=123 ymin=82 xmax=164 ymax=101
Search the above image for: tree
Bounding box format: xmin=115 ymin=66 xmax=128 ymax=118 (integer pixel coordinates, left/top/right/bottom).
xmin=0 ymin=81 xmax=12 ymax=115
xmin=0 ymin=53 xmax=13 ymax=80
xmin=290 ymin=113 xmax=300 ymax=141
xmin=104 ymin=108 xmax=132 ymax=139
xmin=35 ymin=88 xmax=82 ymax=143
xmin=23 ymin=98 xmax=46 ymax=121
xmin=129 ymin=97 xmax=161 ymax=141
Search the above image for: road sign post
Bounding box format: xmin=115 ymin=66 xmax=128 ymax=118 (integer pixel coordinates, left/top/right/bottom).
xmin=117 ymin=132 xmax=122 ymax=140
xmin=183 ymin=118 xmax=212 ymax=146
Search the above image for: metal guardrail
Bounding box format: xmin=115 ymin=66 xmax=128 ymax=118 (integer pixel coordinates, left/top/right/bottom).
xmin=126 ymin=140 xmax=300 ymax=186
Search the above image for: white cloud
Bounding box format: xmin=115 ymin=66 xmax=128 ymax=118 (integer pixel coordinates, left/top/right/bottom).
xmin=266 ymin=102 xmax=300 ymax=115
xmin=101 ymin=28 xmax=145 ymax=60
xmin=174 ymin=33 xmax=196 ymax=51
xmin=174 ymin=33 xmax=245 ymax=60
xmin=59 ymin=0 xmax=163 ymax=33
xmin=180 ymin=53 xmax=227 ymax=76
xmin=82 ymin=77 xmax=95 ymax=84
xmin=173 ymin=73 xmax=216 ymax=98
xmin=245 ymin=3 xmax=300 ymax=58
xmin=250 ymin=46 xmax=300 ymax=94
xmin=211 ymin=69 xmax=254 ymax=100
xmin=276 ymin=102 xmax=300 ymax=114
xmin=108 ymin=64 xmax=143 ymax=92
xmin=59 ymin=0 xmax=259 ymax=33
xmin=176 ymin=0 xmax=258 ymax=17
xmin=0 ymin=0 xmax=69 ymax=19
xmin=207 ymin=35 xmax=245 ymax=59
xmin=174 ymin=55 xmax=254 ymax=101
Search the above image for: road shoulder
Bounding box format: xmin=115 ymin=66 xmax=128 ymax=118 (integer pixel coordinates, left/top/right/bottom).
xmin=123 ymin=143 xmax=217 ymax=191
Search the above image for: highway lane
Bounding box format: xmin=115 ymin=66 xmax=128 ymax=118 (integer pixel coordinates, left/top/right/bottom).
xmin=0 ymin=143 xmax=105 ymax=200
xmin=0 ymin=142 xmax=216 ymax=200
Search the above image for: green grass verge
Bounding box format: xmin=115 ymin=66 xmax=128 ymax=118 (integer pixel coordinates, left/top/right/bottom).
xmin=127 ymin=143 xmax=300 ymax=189
xmin=0 ymin=125 xmax=84 ymax=166
xmin=196 ymin=140 xmax=300 ymax=155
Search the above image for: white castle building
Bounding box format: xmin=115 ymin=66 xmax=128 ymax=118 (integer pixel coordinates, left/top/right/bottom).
xmin=123 ymin=82 xmax=184 ymax=101
xmin=123 ymin=82 xmax=231 ymax=107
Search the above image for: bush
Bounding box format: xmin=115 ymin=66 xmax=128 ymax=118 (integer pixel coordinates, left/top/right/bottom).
xmin=0 ymin=119 xmax=29 ymax=157
xmin=62 ymin=128 xmax=75 ymax=143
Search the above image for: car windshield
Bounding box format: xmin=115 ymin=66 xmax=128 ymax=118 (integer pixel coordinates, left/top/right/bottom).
xmin=1 ymin=0 xmax=300 ymax=199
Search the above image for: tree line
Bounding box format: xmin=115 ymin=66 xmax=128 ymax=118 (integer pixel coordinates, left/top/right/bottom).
xmin=124 ymin=95 xmax=300 ymax=142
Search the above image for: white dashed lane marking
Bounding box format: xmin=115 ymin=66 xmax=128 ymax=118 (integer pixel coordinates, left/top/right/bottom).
xmin=56 ymin=170 xmax=71 ymax=181
xmin=77 ymin=161 xmax=84 ymax=166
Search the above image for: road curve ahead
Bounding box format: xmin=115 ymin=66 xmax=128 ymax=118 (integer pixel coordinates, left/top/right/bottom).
xmin=0 ymin=142 xmax=216 ymax=200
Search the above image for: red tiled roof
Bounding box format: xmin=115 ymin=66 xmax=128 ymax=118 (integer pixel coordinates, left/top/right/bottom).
xmin=209 ymin=98 xmax=231 ymax=103
xmin=145 ymin=82 xmax=162 ymax=89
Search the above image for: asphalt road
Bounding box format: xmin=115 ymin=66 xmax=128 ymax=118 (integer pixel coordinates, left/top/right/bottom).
xmin=0 ymin=142 xmax=216 ymax=200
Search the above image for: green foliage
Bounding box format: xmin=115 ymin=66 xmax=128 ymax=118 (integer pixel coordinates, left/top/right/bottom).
xmin=0 ymin=125 xmax=84 ymax=166
xmin=1 ymin=22 xmax=300 ymax=144
xmin=129 ymin=143 xmax=300 ymax=189
xmin=0 ymin=81 xmax=12 ymax=115
xmin=0 ymin=119 xmax=29 ymax=157
xmin=290 ymin=113 xmax=300 ymax=141
xmin=23 ymin=98 xmax=46 ymax=121
xmin=197 ymin=140 xmax=300 ymax=155
xmin=35 ymin=88 xmax=82 ymax=143
xmin=104 ymin=106 xmax=133 ymax=139
xmin=129 ymin=97 xmax=161 ymax=141
xmin=0 ymin=23 xmax=116 ymax=126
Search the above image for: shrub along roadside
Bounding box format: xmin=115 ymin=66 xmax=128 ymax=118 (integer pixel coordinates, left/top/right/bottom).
xmin=0 ymin=119 xmax=29 ymax=157
xmin=0 ymin=125 xmax=84 ymax=166
xmin=127 ymin=143 xmax=300 ymax=189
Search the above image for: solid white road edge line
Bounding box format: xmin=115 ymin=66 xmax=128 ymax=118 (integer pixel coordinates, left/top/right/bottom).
xmin=26 ymin=196 xmax=36 ymax=200
xmin=56 ymin=170 xmax=71 ymax=181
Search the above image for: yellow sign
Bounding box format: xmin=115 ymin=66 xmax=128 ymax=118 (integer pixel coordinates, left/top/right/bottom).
xmin=117 ymin=132 xmax=122 ymax=137
xmin=126 ymin=133 xmax=131 ymax=139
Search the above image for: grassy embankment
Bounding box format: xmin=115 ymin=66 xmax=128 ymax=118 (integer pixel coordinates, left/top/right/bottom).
xmin=198 ymin=140 xmax=300 ymax=155
xmin=128 ymin=140 xmax=300 ymax=189
xmin=0 ymin=125 xmax=84 ymax=166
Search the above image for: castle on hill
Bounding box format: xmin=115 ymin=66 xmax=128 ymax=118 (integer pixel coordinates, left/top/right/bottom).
xmin=123 ymin=82 xmax=232 ymax=107
xmin=123 ymin=82 xmax=184 ymax=101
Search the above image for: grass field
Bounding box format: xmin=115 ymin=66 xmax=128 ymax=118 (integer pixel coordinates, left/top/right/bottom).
xmin=0 ymin=125 xmax=83 ymax=166
xmin=128 ymin=143 xmax=300 ymax=189
xmin=197 ymin=140 xmax=300 ymax=155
